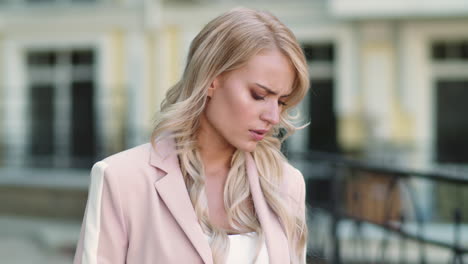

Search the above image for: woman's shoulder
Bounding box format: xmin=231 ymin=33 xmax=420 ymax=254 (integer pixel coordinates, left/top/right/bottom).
xmin=280 ymin=160 xmax=306 ymax=204
xmin=90 ymin=143 xmax=154 ymax=180
xmin=281 ymin=160 xmax=305 ymax=187
xmin=102 ymin=143 xmax=152 ymax=167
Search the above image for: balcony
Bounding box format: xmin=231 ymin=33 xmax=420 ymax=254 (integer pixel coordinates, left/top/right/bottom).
xmin=329 ymin=0 xmax=468 ymax=19
xmin=0 ymin=0 xmax=103 ymax=6
xmin=288 ymin=151 xmax=468 ymax=263
xmin=0 ymin=0 xmax=153 ymax=31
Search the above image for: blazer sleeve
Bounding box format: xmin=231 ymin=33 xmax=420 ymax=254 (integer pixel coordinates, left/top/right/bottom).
xmin=74 ymin=161 xmax=128 ymax=264
xmin=292 ymin=168 xmax=307 ymax=264
xmin=296 ymin=168 xmax=306 ymax=219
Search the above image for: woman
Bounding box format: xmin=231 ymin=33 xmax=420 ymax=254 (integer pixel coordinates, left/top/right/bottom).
xmin=74 ymin=7 xmax=309 ymax=264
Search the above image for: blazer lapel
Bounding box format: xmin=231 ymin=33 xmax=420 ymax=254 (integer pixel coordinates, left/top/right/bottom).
xmin=149 ymin=137 xmax=290 ymax=263
xmin=245 ymin=152 xmax=290 ymax=264
xmin=150 ymin=137 xmax=213 ymax=264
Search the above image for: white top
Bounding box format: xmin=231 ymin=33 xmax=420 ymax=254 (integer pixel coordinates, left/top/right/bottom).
xmin=205 ymin=232 xmax=269 ymax=264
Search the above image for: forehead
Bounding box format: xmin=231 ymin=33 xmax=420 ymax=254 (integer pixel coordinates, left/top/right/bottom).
xmin=240 ymin=50 xmax=295 ymax=95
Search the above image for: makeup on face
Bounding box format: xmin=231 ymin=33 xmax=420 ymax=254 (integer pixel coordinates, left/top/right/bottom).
xmin=250 ymin=83 xmax=291 ymax=108
xmin=199 ymin=49 xmax=295 ymax=152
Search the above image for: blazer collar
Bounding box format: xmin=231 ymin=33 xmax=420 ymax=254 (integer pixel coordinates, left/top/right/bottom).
xmin=245 ymin=152 xmax=290 ymax=264
xmin=150 ymin=136 xmax=213 ymax=264
xmin=149 ymin=136 xmax=290 ymax=264
xmin=149 ymin=135 xmax=180 ymax=174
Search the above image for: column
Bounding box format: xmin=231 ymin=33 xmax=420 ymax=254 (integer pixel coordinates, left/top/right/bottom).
xmin=125 ymin=29 xmax=148 ymax=147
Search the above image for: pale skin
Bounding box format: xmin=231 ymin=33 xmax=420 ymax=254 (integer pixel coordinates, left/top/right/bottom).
xmin=196 ymin=48 xmax=295 ymax=232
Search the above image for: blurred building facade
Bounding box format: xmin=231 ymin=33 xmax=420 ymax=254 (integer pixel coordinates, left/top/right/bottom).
xmin=0 ymin=0 xmax=160 ymax=169
xmin=287 ymin=0 xmax=468 ymax=168
xmin=0 ymin=0 xmax=467 ymax=175
xmin=0 ymin=1 xmax=467 ymax=262
xmin=1 ymin=0 xmax=467 ymax=173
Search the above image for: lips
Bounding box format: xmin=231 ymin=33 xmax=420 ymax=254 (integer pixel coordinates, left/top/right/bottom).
xmin=249 ymin=129 xmax=268 ymax=141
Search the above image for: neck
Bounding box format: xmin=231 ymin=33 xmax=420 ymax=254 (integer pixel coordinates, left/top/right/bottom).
xmin=197 ymin=117 xmax=235 ymax=178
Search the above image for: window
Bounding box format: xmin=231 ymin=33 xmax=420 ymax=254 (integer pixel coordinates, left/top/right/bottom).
xmin=436 ymin=80 xmax=468 ymax=163
xmin=432 ymin=40 xmax=468 ymax=61
xmin=302 ymin=43 xmax=339 ymax=153
xmin=26 ymin=48 xmax=96 ymax=168
xmin=431 ymin=40 xmax=468 ymax=164
xmin=303 ymin=43 xmax=334 ymax=62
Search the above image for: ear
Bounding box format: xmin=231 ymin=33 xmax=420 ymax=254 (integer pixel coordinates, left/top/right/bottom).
xmin=207 ymin=75 xmax=221 ymax=98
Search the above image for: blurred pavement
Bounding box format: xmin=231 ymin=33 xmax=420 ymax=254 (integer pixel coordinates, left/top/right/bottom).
xmin=0 ymin=216 xmax=80 ymax=264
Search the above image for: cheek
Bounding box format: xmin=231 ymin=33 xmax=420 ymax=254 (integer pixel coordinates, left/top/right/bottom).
xmin=226 ymin=94 xmax=249 ymax=117
xmin=205 ymin=90 xmax=240 ymax=131
xmin=205 ymin=85 xmax=257 ymax=138
xmin=222 ymin=88 xmax=257 ymax=125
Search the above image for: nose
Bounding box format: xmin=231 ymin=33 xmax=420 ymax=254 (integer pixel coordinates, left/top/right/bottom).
xmin=260 ymin=101 xmax=280 ymax=125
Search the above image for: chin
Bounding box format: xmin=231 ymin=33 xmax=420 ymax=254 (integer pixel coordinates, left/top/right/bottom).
xmin=236 ymin=141 xmax=258 ymax=153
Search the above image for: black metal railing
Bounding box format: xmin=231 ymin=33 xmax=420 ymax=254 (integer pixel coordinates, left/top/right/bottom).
xmin=290 ymin=151 xmax=468 ymax=264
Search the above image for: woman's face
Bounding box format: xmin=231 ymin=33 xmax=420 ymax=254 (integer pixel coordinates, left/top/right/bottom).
xmin=200 ymin=49 xmax=295 ymax=152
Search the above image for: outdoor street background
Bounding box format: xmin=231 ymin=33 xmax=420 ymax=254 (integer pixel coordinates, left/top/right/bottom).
xmin=0 ymin=0 xmax=467 ymax=263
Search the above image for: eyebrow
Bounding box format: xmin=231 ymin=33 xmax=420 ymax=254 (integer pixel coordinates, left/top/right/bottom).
xmin=254 ymin=83 xmax=291 ymax=98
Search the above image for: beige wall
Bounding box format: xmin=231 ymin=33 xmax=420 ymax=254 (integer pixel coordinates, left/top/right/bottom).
xmin=108 ymin=29 xmax=126 ymax=152
xmin=0 ymin=33 xmax=3 ymax=164
xmin=153 ymin=24 xmax=182 ymax=117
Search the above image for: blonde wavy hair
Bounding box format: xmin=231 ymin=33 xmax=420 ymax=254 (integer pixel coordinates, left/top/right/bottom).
xmin=151 ymin=7 xmax=309 ymax=264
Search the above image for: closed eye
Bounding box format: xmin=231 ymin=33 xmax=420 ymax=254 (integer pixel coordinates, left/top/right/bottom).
xmin=251 ymin=91 xmax=265 ymax=101
xmin=252 ymin=91 xmax=287 ymax=106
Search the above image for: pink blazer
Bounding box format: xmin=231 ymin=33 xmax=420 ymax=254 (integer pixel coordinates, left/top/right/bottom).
xmin=73 ymin=137 xmax=306 ymax=264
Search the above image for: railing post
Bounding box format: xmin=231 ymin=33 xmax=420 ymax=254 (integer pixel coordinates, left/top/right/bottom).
xmin=330 ymin=163 xmax=342 ymax=264
xmin=453 ymin=208 xmax=462 ymax=264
